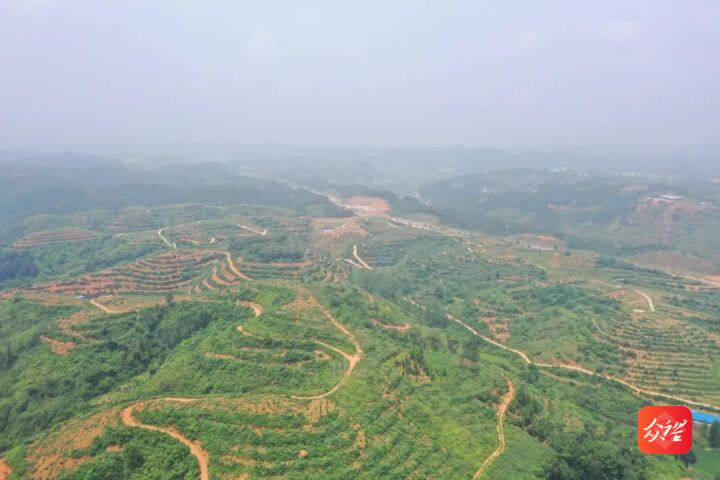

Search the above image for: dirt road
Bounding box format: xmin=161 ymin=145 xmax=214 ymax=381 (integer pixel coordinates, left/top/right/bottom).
xmin=157 ymin=228 xmax=176 ymax=250
xmin=315 ymin=300 xmax=363 ymax=355
xmin=448 ymin=314 xmax=531 ymax=364
xmin=473 ymin=379 xmax=515 ymax=479
xmin=236 ymin=325 xmax=253 ymax=336
xmin=122 ymin=401 xmax=209 ymax=480
xmin=292 ymin=339 xmax=360 ymax=400
xmin=352 ymin=245 xmax=372 ymax=270
xmin=224 ymin=252 xmax=253 ymax=281
xmin=235 ymin=224 xmax=267 ymax=236
xmin=237 ymin=300 xmax=263 ymax=317
xmin=448 ymin=314 xmax=719 ymax=411
xmin=290 ymin=293 xmax=363 ymax=400
xmin=119 ymin=293 xmax=362 ymax=478
xmin=90 ymin=298 xmax=121 ymax=314
xmin=634 ymin=289 xmax=655 ymax=312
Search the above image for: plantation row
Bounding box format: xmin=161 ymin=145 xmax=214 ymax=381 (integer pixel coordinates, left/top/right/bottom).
xmin=194 ymin=261 xmax=248 ymax=293
xmin=240 ymin=260 xmax=312 ymax=280
xmin=13 ymin=228 xmax=98 ymax=250
xmin=595 ymin=311 xmax=720 ymax=404
xmin=28 ymin=250 xmax=223 ymax=296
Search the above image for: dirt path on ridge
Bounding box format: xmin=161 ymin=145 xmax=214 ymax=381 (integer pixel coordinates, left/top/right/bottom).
xmin=235 ymin=224 xmax=267 ymax=236
xmin=157 ymin=228 xmax=176 ymax=250
xmin=117 ymin=291 xmax=361 ymax=479
xmin=448 ymin=313 xmax=719 ymax=411
xmin=224 ymin=252 xmax=253 ymax=281
xmin=290 ymin=292 xmax=363 ymax=400
xmin=292 ymin=339 xmax=360 ymax=400
xmin=634 ymin=289 xmax=655 ymax=312
xmin=121 ymin=400 xmax=209 ymax=480
xmin=236 ymin=300 xmax=263 ymax=317
xmin=352 ymin=245 xmax=372 ymax=270
xmin=473 ymin=379 xmax=515 ymax=479
xmin=90 ymin=298 xmax=121 ymax=314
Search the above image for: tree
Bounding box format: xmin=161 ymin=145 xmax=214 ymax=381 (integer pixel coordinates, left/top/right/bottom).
xmin=709 ymin=421 xmax=720 ymax=448
xmin=421 ymin=301 xmax=448 ymax=328
xmin=523 ymin=363 xmax=540 ymax=383
xmin=0 ymin=250 xmax=38 ymax=282
xmin=545 ymin=426 xmax=648 ymax=480
xmin=676 ymin=450 xmax=696 ymax=470
xmin=446 ymin=337 xmax=458 ymax=354
xmin=460 ymin=336 xmax=482 ymax=367
xmin=164 ymin=292 xmax=174 ymax=306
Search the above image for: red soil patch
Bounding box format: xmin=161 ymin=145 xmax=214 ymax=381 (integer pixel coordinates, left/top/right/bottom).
xmin=26 ymin=408 xmax=121 ymax=480
xmin=481 ymin=317 xmax=510 ymax=342
xmin=0 ymin=460 xmax=12 ymax=480
xmin=40 ymin=335 xmax=76 ymax=356
xmin=58 ymin=311 xmax=93 ymax=341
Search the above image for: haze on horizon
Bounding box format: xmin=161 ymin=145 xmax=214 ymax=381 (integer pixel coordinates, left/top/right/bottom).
xmin=1 ymin=0 xmax=718 ymax=154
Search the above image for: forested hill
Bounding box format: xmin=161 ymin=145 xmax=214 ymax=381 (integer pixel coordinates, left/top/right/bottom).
xmin=0 ymin=155 xmax=347 ymax=240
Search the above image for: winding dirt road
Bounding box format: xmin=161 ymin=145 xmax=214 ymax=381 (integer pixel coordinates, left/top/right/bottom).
xmin=634 ymin=289 xmax=655 ymax=312
xmin=448 ymin=314 xmax=720 ymax=411
xmin=122 ymin=400 xmax=209 ymax=480
xmin=235 ymin=224 xmax=267 ymax=236
xmin=224 ymin=252 xmax=253 ymax=281
xmin=117 ymin=292 xmax=361 ymax=479
xmin=158 ymin=228 xmax=176 ymax=250
xmin=288 ymin=298 xmax=363 ymax=400
xmin=237 ymin=300 xmax=263 ymax=317
xmin=119 ymin=298 xmax=268 ymax=480
xmin=352 ymin=245 xmax=372 ymax=270
xmin=292 ymin=339 xmax=360 ymax=400
xmin=473 ymin=379 xmax=515 ymax=479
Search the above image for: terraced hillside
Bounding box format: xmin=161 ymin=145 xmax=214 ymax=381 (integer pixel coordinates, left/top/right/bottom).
xmin=2 ymin=198 xmax=720 ymax=480
xmin=12 ymin=229 xmax=98 ymax=250
xmin=26 ymin=250 xmax=224 ymax=296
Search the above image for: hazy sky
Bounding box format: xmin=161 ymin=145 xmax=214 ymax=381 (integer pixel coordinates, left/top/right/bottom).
xmin=1 ymin=1 xmax=719 ymax=152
